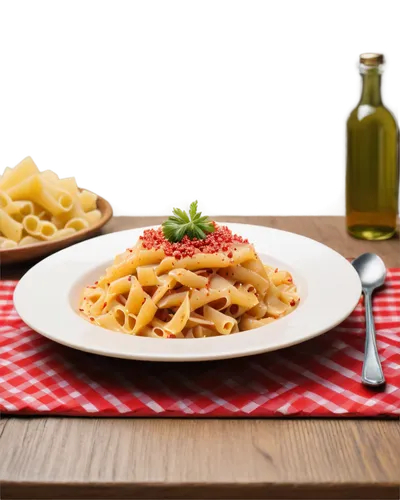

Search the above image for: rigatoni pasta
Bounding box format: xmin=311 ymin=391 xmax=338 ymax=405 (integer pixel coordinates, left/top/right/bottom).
xmin=0 ymin=156 xmax=101 ymax=249
xmin=79 ymin=220 xmax=300 ymax=338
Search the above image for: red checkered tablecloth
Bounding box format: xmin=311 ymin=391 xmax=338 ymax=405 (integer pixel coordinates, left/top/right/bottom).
xmin=1 ymin=272 xmax=399 ymax=417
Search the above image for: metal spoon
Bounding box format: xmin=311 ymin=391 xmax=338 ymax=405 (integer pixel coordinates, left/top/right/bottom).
xmin=352 ymin=253 xmax=386 ymax=387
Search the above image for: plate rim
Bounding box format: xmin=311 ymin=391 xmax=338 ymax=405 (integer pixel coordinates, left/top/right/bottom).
xmin=14 ymin=222 xmax=362 ymax=362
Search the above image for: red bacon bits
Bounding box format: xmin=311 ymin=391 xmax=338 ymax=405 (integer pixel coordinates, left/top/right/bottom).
xmin=89 ymin=317 xmax=95 ymax=321
xmin=128 ymin=276 xmax=132 ymax=281
xmin=139 ymin=224 xmax=250 ymax=259
xmin=287 ymin=277 xmax=293 ymax=283
xmin=173 ymin=251 xmax=182 ymax=260
xmin=290 ymin=300 xmax=296 ymax=307
xmin=166 ymin=332 xmax=176 ymax=339
xmin=79 ymin=308 xmax=84 ymax=312
xmin=103 ymin=302 xmax=107 ymax=309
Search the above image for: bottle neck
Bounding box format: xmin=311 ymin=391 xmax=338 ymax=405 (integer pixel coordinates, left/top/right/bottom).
xmin=359 ymin=69 xmax=382 ymax=106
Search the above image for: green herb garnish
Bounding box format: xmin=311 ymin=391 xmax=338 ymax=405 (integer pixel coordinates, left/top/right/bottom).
xmin=162 ymin=201 xmax=215 ymax=242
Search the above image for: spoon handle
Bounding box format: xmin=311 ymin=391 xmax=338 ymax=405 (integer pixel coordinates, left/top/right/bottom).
xmin=362 ymin=290 xmax=385 ymax=386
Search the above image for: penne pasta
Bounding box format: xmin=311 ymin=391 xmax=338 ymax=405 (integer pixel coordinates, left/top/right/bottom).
xmin=19 ymin=235 xmax=41 ymax=246
xmin=203 ymin=305 xmax=236 ymax=335
xmin=225 ymin=304 xmax=248 ymax=319
xmin=0 ymin=237 xmax=18 ymax=249
xmin=95 ymin=311 xmax=124 ymax=332
xmin=102 ymin=249 xmax=165 ymax=286
xmin=151 ymin=275 xmax=176 ymax=304
xmin=148 ymin=326 xmax=167 ymax=338
xmin=125 ymin=276 xmax=147 ymax=315
xmin=210 ymin=275 xmax=259 ymax=309
xmin=266 ymin=293 xmax=290 ymax=318
xmin=50 ymin=228 xmax=76 ymax=240
xmin=190 ymin=326 xmax=216 ymax=338
xmin=189 ymin=287 xmax=225 ymax=311
xmin=156 ymin=245 xmax=255 ymax=275
xmin=185 ymin=314 xmax=215 ymax=329
xmin=40 ymin=170 xmax=60 ymax=184
xmin=79 ymin=189 xmax=97 ymax=212
xmin=0 ymin=158 xmax=100 ymax=248
xmin=247 ymin=301 xmax=269 ymax=319
xmin=37 ymin=210 xmax=52 ymax=221
xmin=133 ymin=295 xmax=158 ymax=334
xmin=241 ymin=254 xmax=269 ymax=279
xmin=0 ymin=209 xmax=23 ymax=242
xmin=12 ymin=200 xmax=35 ymax=217
xmin=137 ymin=266 xmax=160 ymax=287
xmin=169 ymin=268 xmax=208 ymax=288
xmin=270 ymin=270 xmax=293 ymax=286
xmin=22 ymin=214 xmax=42 ymax=236
xmin=84 ymin=209 xmax=102 ymax=225
xmin=240 ymin=314 xmax=276 ymax=331
xmin=108 ymin=276 xmax=133 ymax=296
xmin=123 ymin=313 xmax=137 ymax=334
xmin=7 ymin=175 xmax=73 ymax=216
xmin=0 ymin=156 xmax=39 ymax=191
xmin=38 ymin=221 xmax=58 ymax=240
xmin=158 ymin=291 xmax=188 ymax=309
xmin=58 ymin=177 xmax=79 ymax=195
xmin=79 ymin=219 xmax=299 ymax=337
xmin=0 ymin=191 xmax=13 ymax=211
xmin=164 ymin=293 xmax=190 ymax=335
xmin=65 ymin=217 xmax=89 ymax=231
xmin=219 ymin=265 xmax=270 ymax=296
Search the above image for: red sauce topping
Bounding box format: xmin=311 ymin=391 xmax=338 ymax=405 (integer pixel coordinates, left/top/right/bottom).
xmin=137 ymin=224 xmax=249 ymax=259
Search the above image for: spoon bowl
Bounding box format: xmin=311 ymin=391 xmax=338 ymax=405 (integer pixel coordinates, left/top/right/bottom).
xmin=352 ymin=253 xmax=386 ymax=291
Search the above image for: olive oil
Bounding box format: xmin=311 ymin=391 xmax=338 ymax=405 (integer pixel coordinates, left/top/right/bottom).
xmin=346 ymin=53 xmax=399 ymax=240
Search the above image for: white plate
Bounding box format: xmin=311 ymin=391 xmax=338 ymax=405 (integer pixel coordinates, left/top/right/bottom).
xmin=14 ymin=223 xmax=361 ymax=362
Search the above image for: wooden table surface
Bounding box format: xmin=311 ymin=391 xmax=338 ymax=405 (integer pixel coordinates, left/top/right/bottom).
xmin=1 ymin=216 xmax=399 ymax=500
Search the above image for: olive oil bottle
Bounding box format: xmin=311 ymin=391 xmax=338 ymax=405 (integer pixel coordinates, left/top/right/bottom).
xmin=346 ymin=53 xmax=399 ymax=240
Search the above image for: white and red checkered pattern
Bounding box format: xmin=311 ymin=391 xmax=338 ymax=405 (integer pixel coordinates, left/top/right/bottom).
xmin=1 ymin=271 xmax=399 ymax=417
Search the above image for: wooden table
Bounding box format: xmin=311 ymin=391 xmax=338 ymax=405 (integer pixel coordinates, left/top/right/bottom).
xmin=1 ymin=216 xmax=399 ymax=500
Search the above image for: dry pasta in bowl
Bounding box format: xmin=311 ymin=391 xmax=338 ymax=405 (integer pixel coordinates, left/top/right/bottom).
xmin=0 ymin=156 xmax=103 ymax=249
xmin=80 ymin=202 xmax=299 ymax=337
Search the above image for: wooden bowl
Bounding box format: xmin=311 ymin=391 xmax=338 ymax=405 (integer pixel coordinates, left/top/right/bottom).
xmin=0 ymin=192 xmax=113 ymax=266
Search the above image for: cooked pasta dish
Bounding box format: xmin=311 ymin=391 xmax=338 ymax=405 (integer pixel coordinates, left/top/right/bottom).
xmin=79 ymin=202 xmax=299 ymax=338
xmin=0 ymin=156 xmax=100 ymax=248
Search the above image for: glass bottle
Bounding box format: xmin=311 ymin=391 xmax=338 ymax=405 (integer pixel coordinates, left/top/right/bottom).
xmin=346 ymin=53 xmax=399 ymax=240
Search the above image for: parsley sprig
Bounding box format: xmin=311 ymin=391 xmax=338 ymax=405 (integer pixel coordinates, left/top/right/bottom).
xmin=162 ymin=201 xmax=215 ymax=242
